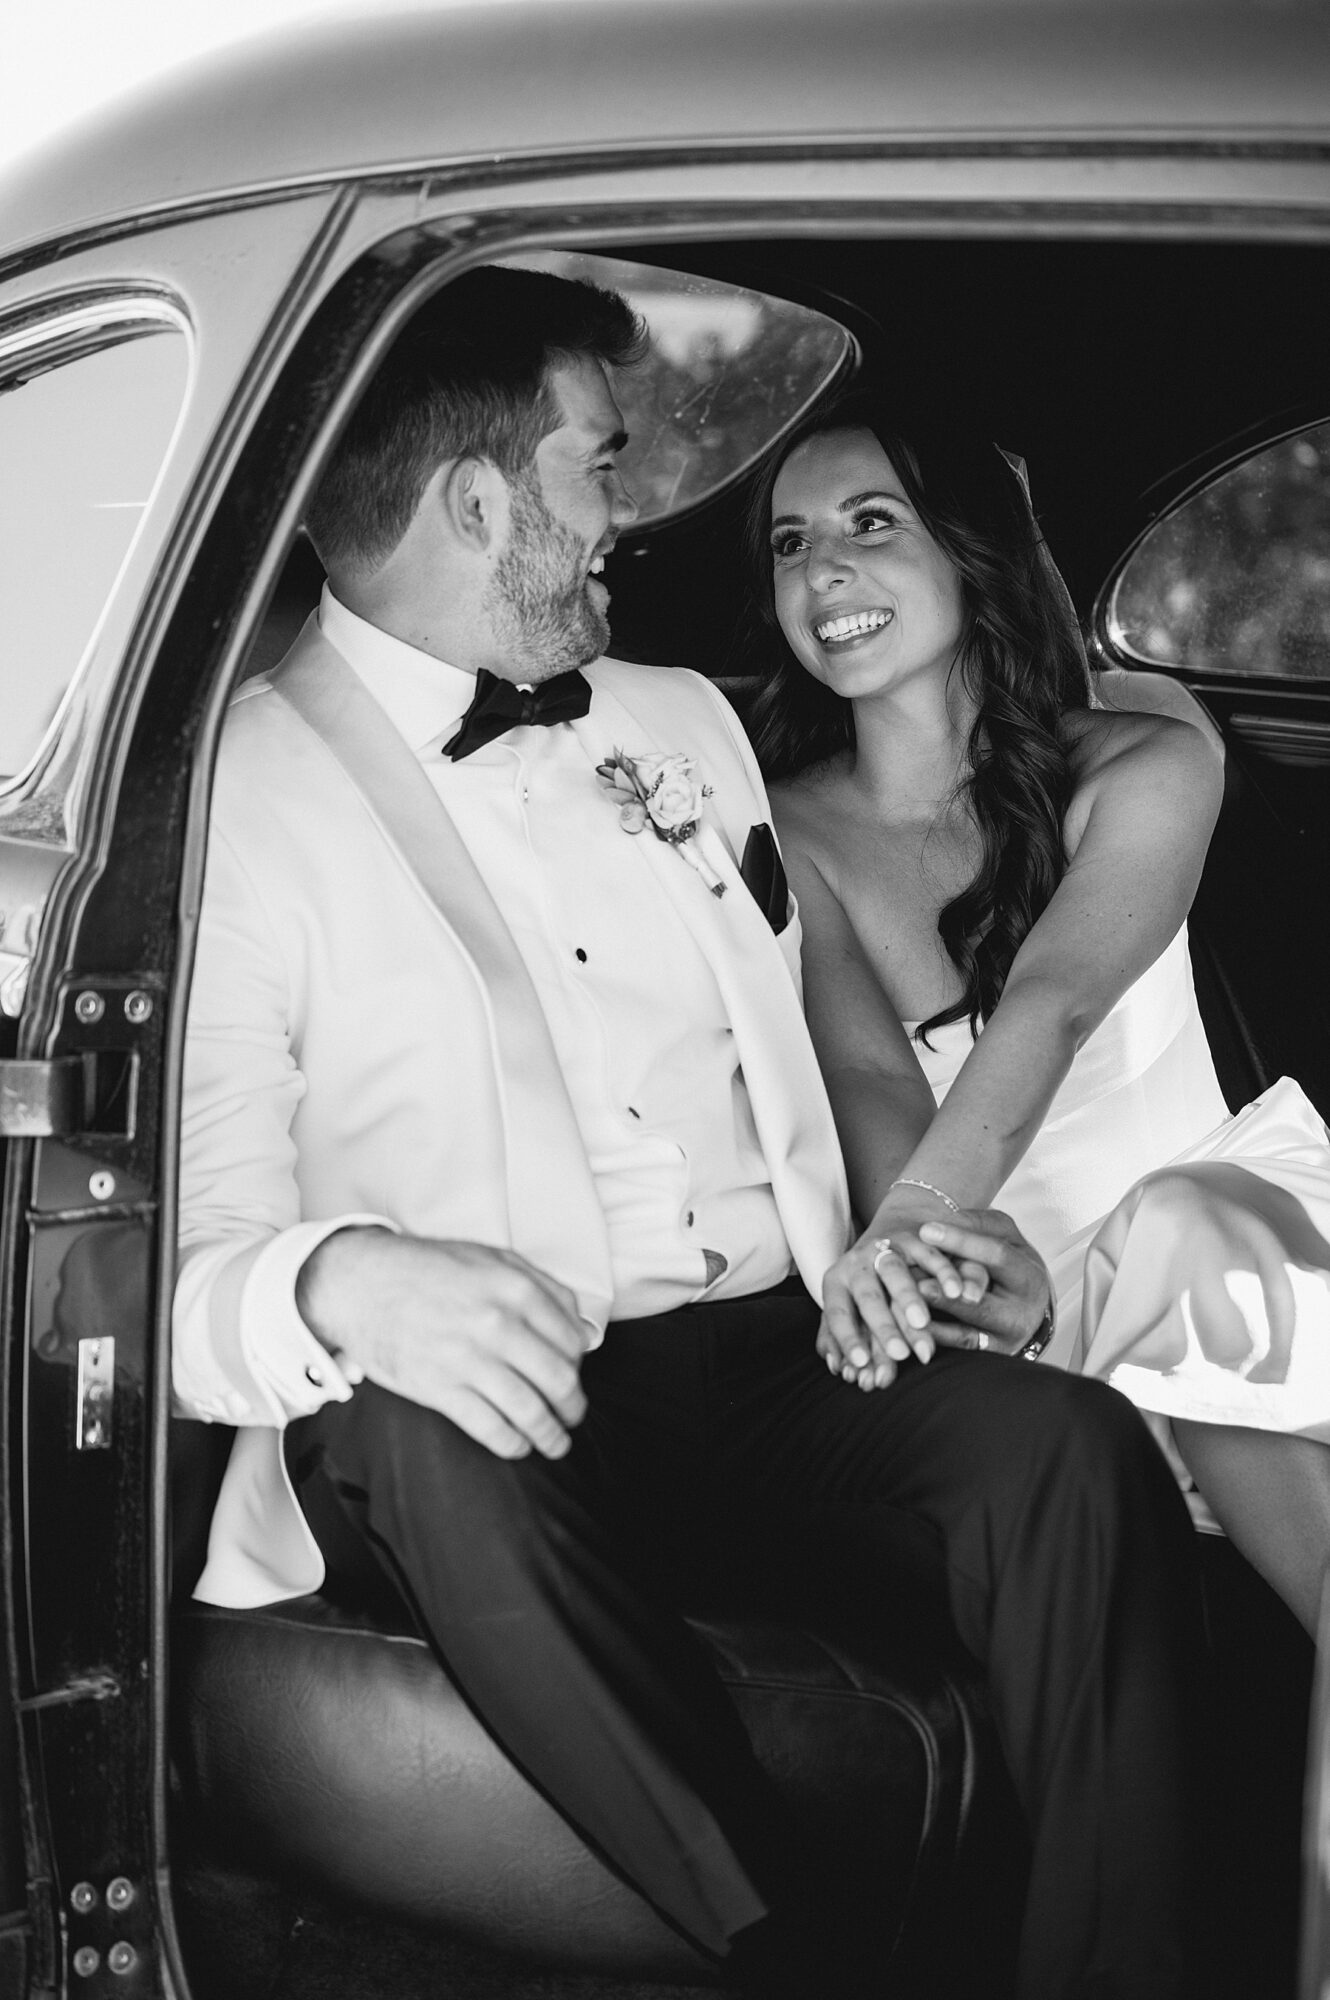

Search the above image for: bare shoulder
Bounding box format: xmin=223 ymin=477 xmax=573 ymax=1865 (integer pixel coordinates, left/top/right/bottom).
xmin=1062 ymin=704 xmax=1223 ymax=790
xmin=1060 ymin=706 xmax=1224 ymax=853
xmin=1092 ymin=664 xmax=1225 ymax=755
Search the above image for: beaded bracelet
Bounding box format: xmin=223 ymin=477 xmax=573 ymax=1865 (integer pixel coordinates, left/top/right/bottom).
xmin=888 ymin=1177 xmax=960 ymax=1213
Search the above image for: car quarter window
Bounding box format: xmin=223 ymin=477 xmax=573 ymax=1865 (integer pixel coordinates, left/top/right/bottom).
xmin=503 ymin=250 xmax=854 ymax=524
xmin=1106 ymin=417 xmax=1330 ymax=680
xmin=0 ymin=307 xmax=189 ymax=782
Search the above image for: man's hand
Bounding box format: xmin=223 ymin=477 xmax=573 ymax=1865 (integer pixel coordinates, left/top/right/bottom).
xmin=913 ymin=1209 xmax=1053 ymax=1353
xmin=818 ymin=1206 xmax=1052 ymax=1388
xmin=296 ymin=1227 xmax=591 ymax=1460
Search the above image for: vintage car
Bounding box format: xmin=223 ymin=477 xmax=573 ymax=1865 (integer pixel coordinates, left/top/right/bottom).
xmin=2 ymin=1 xmax=1329 ymax=1995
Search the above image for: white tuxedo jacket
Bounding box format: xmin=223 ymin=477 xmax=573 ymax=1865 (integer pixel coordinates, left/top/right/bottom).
xmin=173 ymin=618 xmax=851 ymax=1606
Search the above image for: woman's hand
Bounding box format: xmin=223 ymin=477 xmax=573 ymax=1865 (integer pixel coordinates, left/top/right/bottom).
xmin=818 ymin=1197 xmax=988 ymax=1389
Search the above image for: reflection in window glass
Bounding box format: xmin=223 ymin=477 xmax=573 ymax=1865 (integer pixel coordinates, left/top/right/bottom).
xmin=1109 ymin=420 xmax=1330 ymax=678
xmin=0 ymin=325 xmax=188 ymax=778
xmin=503 ymin=251 xmax=853 ymax=523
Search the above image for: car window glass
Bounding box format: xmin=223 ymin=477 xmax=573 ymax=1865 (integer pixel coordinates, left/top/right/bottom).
xmin=0 ymin=320 xmax=189 ymax=780
xmin=1106 ymin=418 xmax=1330 ymax=679
xmin=502 ymin=251 xmax=854 ymax=524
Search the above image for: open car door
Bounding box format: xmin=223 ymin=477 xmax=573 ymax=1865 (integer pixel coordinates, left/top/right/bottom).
xmin=0 ymin=189 xmax=351 ymax=1999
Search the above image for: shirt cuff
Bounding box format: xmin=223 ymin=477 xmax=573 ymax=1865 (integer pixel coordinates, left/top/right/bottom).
xmin=239 ymin=1214 xmax=400 ymax=1419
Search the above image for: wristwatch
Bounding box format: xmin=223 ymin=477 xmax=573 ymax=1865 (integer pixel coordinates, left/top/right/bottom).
xmin=1014 ymin=1294 xmax=1055 ymax=1361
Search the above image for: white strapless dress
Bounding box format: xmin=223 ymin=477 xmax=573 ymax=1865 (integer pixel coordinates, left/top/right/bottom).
xmin=909 ymin=928 xmax=1330 ymax=1523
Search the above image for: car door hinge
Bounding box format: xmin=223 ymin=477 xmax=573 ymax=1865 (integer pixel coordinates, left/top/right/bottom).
xmin=75 ymin=1337 xmax=115 ymax=1450
xmin=0 ymin=1052 xmax=137 ymax=1139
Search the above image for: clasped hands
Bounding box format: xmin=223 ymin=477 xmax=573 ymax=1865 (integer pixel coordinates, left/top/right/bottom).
xmin=818 ymin=1200 xmax=1054 ymax=1390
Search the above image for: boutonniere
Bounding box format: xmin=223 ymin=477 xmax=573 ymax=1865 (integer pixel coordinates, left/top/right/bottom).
xmin=595 ymin=749 xmax=726 ymax=898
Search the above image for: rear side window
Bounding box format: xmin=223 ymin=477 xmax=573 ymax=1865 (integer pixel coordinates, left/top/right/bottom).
xmin=1105 ymin=418 xmax=1330 ymax=680
xmin=0 ymin=307 xmax=189 ymax=781
xmin=504 ymin=250 xmax=854 ymax=525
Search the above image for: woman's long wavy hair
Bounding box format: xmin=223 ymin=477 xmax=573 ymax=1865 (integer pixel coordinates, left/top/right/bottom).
xmin=741 ymin=390 xmax=1092 ymax=1044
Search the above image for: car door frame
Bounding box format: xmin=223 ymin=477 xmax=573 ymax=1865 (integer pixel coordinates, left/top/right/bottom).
xmin=0 ymin=185 xmax=359 ymax=2000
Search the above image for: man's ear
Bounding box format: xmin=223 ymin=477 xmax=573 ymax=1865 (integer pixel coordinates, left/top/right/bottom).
xmin=434 ymin=455 xmax=509 ymax=552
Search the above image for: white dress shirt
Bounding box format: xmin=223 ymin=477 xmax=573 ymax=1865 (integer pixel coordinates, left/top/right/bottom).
xmin=319 ymin=587 xmax=794 ymax=1318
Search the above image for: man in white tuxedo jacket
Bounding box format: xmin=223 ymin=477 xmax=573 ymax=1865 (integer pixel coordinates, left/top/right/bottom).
xmin=174 ymin=267 xmax=1207 ymax=1997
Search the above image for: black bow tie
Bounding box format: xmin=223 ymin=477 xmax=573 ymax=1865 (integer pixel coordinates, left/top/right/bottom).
xmin=443 ymin=668 xmax=592 ymax=761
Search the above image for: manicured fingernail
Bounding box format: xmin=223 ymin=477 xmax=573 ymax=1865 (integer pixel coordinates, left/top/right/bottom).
xmin=849 ymin=1345 xmax=869 ymax=1368
xmin=962 ymin=1283 xmax=983 ymax=1302
xmin=907 ymin=1303 xmax=930 ymax=1329
xmin=919 ymin=1223 xmax=946 ymax=1242
xmin=918 ymin=1279 xmax=939 ymax=1299
xmin=874 ymin=1364 xmax=892 ymax=1388
xmin=887 ymin=1335 xmax=909 ymax=1361
xmin=942 ymin=1279 xmax=961 ymax=1299
xmin=858 ymin=1370 xmax=874 ymax=1391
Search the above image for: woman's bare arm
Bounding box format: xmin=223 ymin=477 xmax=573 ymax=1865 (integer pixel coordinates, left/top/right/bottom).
xmin=793 ymin=712 xmax=1224 ymax=1381
xmin=888 ymin=709 xmax=1224 ymax=1211
xmin=777 ymin=801 xmax=985 ymax=1374
xmin=776 ymin=826 xmax=936 ymax=1216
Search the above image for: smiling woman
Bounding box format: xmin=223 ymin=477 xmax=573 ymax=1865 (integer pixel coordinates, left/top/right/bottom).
xmin=746 ymin=401 xmax=1330 ymax=1655
xmin=767 ymin=427 xmax=968 ymax=702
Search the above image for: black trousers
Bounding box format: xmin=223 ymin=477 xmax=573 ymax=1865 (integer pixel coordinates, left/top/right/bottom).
xmin=285 ymin=1281 xmax=1208 ymax=1998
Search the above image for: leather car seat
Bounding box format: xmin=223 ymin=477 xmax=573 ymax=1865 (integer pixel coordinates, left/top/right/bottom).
xmin=168 ymin=1423 xmax=1022 ymax=1988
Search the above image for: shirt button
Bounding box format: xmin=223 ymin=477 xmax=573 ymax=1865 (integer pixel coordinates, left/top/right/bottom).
xmin=305 ymin=1364 xmax=324 ymax=1389
xmin=685 ymin=1211 xmax=695 ymax=1227
xmin=522 ymin=787 xmax=530 ymax=802
xmin=575 ymin=948 xmax=587 ymax=963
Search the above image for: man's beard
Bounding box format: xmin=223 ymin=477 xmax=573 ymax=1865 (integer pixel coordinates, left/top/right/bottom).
xmin=487 ymin=471 xmax=609 ymax=680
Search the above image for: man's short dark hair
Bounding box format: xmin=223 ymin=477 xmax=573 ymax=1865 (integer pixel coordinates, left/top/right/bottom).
xmin=306 ymin=265 xmax=648 ymax=574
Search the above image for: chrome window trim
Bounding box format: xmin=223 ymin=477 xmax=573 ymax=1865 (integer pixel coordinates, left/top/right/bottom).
xmin=0 ymin=293 xmax=183 ymax=380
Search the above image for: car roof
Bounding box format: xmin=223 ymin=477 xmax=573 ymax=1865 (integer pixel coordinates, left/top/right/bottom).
xmin=2 ymin=0 xmax=1328 ymax=262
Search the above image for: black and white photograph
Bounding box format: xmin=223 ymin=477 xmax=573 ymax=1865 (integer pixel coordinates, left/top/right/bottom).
xmin=2 ymin=4 xmax=1329 ymax=1996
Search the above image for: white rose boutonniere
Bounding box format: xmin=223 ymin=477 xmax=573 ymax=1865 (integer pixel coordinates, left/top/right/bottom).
xmin=595 ymin=748 xmax=725 ymax=897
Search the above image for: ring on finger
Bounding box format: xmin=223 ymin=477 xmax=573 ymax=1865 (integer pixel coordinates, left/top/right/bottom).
xmin=871 ymin=1236 xmax=896 ymax=1276
xmin=972 ymin=1331 xmax=990 ymax=1352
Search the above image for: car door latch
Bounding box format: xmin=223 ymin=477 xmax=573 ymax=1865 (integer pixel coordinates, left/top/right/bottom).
xmin=0 ymin=1052 xmax=137 ymax=1139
